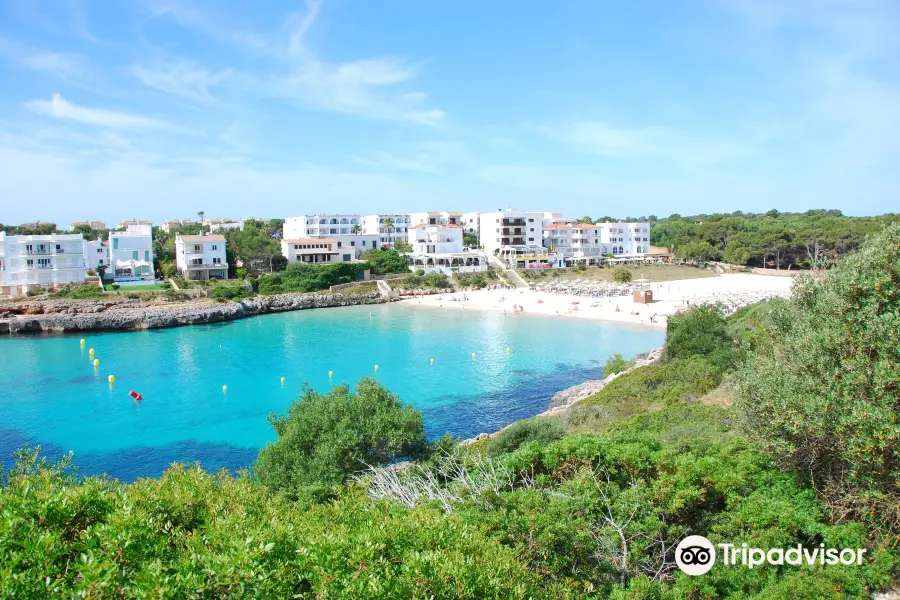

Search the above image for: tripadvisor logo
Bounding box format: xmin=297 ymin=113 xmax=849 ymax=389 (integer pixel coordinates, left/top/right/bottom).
xmin=675 ymin=535 xmax=866 ymax=576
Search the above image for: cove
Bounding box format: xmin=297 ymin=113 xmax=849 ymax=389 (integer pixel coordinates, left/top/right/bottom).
xmin=0 ymin=304 xmax=664 ymax=480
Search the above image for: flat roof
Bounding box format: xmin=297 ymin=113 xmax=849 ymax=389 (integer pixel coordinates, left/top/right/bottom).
xmin=284 ymin=238 xmax=337 ymax=244
xmin=178 ymin=234 xmax=226 ymax=243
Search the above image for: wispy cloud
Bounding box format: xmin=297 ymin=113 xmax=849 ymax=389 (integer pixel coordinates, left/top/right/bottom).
xmin=25 ymin=93 xmax=178 ymax=131
xmin=0 ymin=36 xmax=84 ymax=79
xmin=130 ymin=61 xmax=236 ymax=106
xmin=353 ymin=140 xmax=466 ymax=173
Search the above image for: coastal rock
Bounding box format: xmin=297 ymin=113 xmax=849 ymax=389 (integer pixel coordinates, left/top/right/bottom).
xmin=546 ymin=347 xmax=663 ymax=411
xmin=1 ymin=293 xmax=386 ymax=334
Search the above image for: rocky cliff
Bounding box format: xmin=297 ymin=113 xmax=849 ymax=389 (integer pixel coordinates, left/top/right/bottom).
xmin=0 ymin=293 xmax=385 ymax=334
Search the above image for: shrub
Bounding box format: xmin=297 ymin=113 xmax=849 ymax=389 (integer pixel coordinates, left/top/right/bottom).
xmin=487 ymin=417 xmax=565 ymax=456
xmin=603 ymin=353 xmax=634 ymax=377
xmin=111 ymin=284 xmax=120 ymax=291
xmin=612 ymin=267 xmax=632 ymax=284
xmin=256 ymin=377 xmax=428 ymax=502
xmin=664 ymin=304 xmax=737 ymax=371
xmin=161 ymin=261 xmax=178 ymax=280
xmin=257 ymin=262 xmax=369 ymax=294
xmin=736 ymin=223 xmax=900 ymax=535
xmin=86 ymin=269 xmax=96 ymax=276
xmin=362 ymin=248 xmax=408 ymax=275
xmin=48 ymin=284 xmax=106 ymax=299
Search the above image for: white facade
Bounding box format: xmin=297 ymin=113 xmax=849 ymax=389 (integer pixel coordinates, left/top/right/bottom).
xmin=109 ymin=224 xmax=154 ymax=280
xmin=462 ymin=212 xmax=480 ymax=236
xmin=410 ymin=211 xmax=463 ymax=227
xmin=280 ymin=238 xmax=355 ymax=264
xmin=284 ymin=215 xmax=362 ymax=238
xmin=542 ymin=212 xmax=577 ymax=226
xmin=117 ymin=219 xmax=152 ymax=230
xmin=361 ymin=214 xmax=410 ymax=247
xmin=159 ymin=220 xmax=181 ymax=232
xmin=479 ymin=208 xmax=544 ymax=258
xmin=406 ymin=224 xmax=487 ymax=273
xmin=83 ymin=239 xmax=110 ymax=272
xmin=175 ymin=234 xmax=228 ymax=280
xmin=543 ymin=222 xmax=651 ymax=261
xmin=408 ymin=224 xmax=464 ymax=254
xmin=0 ymin=233 xmax=87 ymax=295
xmin=209 ymin=220 xmax=245 ymax=232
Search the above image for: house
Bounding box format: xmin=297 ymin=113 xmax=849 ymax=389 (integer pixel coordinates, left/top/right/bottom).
xmin=82 ymin=239 xmax=110 ymax=272
xmin=479 ymin=209 xmax=547 ymax=267
xmin=543 ymin=222 xmax=651 ymax=265
xmin=117 ymin=219 xmax=152 ymax=230
xmin=109 ymin=224 xmax=154 ymax=280
xmin=70 ymin=220 xmax=106 ymax=231
xmin=406 ymin=224 xmax=487 ymax=273
xmin=280 ymin=238 xmax=355 ymax=264
xmin=175 ymin=234 xmax=228 ymax=280
xmin=159 ymin=219 xmax=182 ymax=232
xmin=361 ymin=214 xmax=410 ymax=247
xmin=0 ymin=233 xmax=87 ymax=296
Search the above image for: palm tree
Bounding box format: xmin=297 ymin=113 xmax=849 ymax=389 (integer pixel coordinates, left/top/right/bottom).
xmin=351 ymin=223 xmax=361 ymax=235
xmin=197 ymin=211 xmax=205 ymax=235
xmin=383 ymin=218 xmax=395 ymax=246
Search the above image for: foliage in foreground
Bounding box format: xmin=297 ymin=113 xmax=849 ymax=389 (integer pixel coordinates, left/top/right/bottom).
xmin=737 ymin=222 xmax=900 ymax=537
xmin=256 ymin=261 xmax=370 ymax=294
xmin=256 ymin=377 xmax=428 ymax=502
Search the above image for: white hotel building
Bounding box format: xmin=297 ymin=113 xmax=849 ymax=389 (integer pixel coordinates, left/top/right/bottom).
xmin=284 ymin=215 xmax=383 ymax=258
xmin=406 ymin=223 xmax=487 ymax=273
xmin=110 ymin=224 xmax=154 ymax=280
xmin=543 ymin=222 xmax=651 ymax=264
xmin=0 ymin=233 xmax=87 ymax=296
xmin=361 ymin=214 xmax=410 ymax=247
xmin=175 ymin=234 xmax=228 ymax=280
xmin=280 ymin=238 xmax=357 ymax=264
xmin=479 ymin=208 xmax=548 ymax=266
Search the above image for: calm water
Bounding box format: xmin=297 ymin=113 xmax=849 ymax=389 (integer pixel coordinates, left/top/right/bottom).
xmin=0 ymin=304 xmax=663 ymax=480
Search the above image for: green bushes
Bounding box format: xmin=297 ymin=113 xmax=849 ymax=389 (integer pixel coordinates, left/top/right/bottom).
xmin=211 ymin=283 xmax=253 ymax=301
xmin=256 ymin=378 xmax=428 ymax=502
xmin=736 ymin=223 xmax=900 ymax=536
xmin=361 ymin=248 xmax=408 ymax=275
xmin=257 ymin=262 xmax=369 ymax=294
xmin=665 ymin=303 xmax=738 ymax=371
xmin=397 ymin=272 xmax=451 ymax=289
xmin=48 ymin=283 xmax=105 ymax=299
xmin=603 ymin=353 xmax=634 ymax=377
xmin=612 ymin=267 xmax=632 ymax=284
xmin=487 ymin=417 xmax=566 ymax=456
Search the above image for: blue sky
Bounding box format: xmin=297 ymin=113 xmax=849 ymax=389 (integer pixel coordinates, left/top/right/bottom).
xmin=1 ymin=0 xmax=898 ymax=225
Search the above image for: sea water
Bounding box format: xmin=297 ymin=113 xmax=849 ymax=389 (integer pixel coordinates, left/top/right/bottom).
xmin=0 ymin=304 xmax=663 ymax=480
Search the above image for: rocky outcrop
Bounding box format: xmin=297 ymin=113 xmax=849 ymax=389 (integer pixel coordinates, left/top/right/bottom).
xmin=462 ymin=347 xmax=665 ymax=445
xmin=545 ymin=347 xmax=664 ymax=413
xmin=1 ymin=293 xmax=385 ymax=334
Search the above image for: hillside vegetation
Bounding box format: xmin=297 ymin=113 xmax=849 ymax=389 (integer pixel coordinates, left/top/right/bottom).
xmin=1 ymin=224 xmax=899 ymax=598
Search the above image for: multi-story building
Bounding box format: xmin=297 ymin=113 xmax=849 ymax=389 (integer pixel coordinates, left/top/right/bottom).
xmin=70 ymin=220 xmax=106 ymax=231
xmin=461 ymin=212 xmax=480 ymax=238
xmin=479 ymin=208 xmax=544 ymax=259
xmin=109 ymin=224 xmax=154 ymax=280
xmin=543 ymin=221 xmax=651 ymax=264
xmin=361 ymin=214 xmax=410 ymax=247
xmin=542 ymin=212 xmax=577 ymax=227
xmin=83 ymin=239 xmax=110 ymax=272
xmin=0 ymin=233 xmax=87 ymax=296
xmin=280 ymin=238 xmax=356 ymax=264
xmin=159 ymin=220 xmax=182 ymax=233
xmin=117 ymin=219 xmax=152 ymax=230
xmin=406 ymin=224 xmax=487 ymax=273
xmin=409 ymin=211 xmax=463 ymax=227
xmin=175 ymin=234 xmax=228 ymax=280
xmin=209 ymin=220 xmax=245 ymax=232
xmin=284 ymin=215 xmax=362 ymax=238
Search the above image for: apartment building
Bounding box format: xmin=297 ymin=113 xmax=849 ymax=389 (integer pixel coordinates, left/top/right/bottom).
xmin=284 ymin=215 xmax=362 ymax=238
xmin=407 ymin=224 xmax=487 ymax=273
xmin=479 ymin=208 xmax=544 ymax=258
xmin=361 ymin=214 xmax=410 ymax=247
xmin=110 ymin=224 xmax=154 ymax=280
xmin=409 ymin=211 xmax=463 ymax=227
xmin=280 ymin=238 xmax=355 ymax=264
xmin=0 ymin=233 xmax=87 ymax=296
xmin=461 ymin=212 xmax=480 ymax=237
xmin=175 ymin=234 xmax=228 ymax=280
xmin=543 ymin=221 xmax=652 ymax=263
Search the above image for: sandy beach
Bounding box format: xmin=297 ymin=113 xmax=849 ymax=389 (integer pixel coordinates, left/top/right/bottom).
xmin=399 ymin=273 xmax=794 ymax=328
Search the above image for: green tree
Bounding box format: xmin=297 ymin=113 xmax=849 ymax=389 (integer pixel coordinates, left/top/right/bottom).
xmin=362 ymin=248 xmax=408 ymax=275
xmin=256 ymin=377 xmax=428 ymax=501
xmin=463 ymin=232 xmax=479 ymax=247
xmin=161 ymin=262 xmax=178 ymax=280
xmin=665 ymin=304 xmax=737 ymax=371
xmin=197 ymin=210 xmax=205 ymax=235
xmin=393 ymin=239 xmax=413 ymax=253
xmin=736 ymin=223 xmax=900 ymax=532
xmin=383 ymin=218 xmax=395 ymax=246
xmin=351 ymin=223 xmax=361 ymax=235
xmin=612 ymin=268 xmax=632 ymax=284
xmin=579 ymin=216 xmax=594 ymax=224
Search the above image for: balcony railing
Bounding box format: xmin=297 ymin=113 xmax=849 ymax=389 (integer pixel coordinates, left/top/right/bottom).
xmin=186 ymin=263 xmax=226 ymax=269
xmin=502 ymin=218 xmax=526 ymax=226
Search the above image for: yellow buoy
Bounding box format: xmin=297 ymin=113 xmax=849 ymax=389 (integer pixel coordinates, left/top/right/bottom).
xmin=471 ymin=352 xmax=477 ymax=359
xmin=280 ymin=376 xmax=285 ymax=384
xmin=506 ymin=347 xmax=511 ymax=353
xmin=88 ymin=348 xmax=95 ymax=356
xmin=222 ymin=385 xmax=228 ymax=392
xmin=108 ymin=375 xmax=115 ymax=384
xmin=93 ymin=358 xmax=100 ymax=367
xmin=80 ymin=338 xmax=86 ymax=345
xmin=328 ymin=370 xmax=334 ymax=378
xmin=430 ymin=358 xmax=435 ymax=365
xmin=374 ymin=364 xmax=379 ymax=371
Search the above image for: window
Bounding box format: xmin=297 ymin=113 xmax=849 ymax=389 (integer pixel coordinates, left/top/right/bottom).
xmin=96 ymin=248 xmax=102 ymax=253
xmin=144 ymin=251 xmax=150 ymax=261
xmin=528 ymin=218 xmax=534 ymax=222
xmin=337 ymin=241 xmax=342 ymax=248
xmin=211 ymin=245 xmax=218 ymax=251
xmin=113 ymin=238 xmax=118 ymax=250
xmin=38 ymin=258 xmax=50 ymax=267
xmin=213 ymin=257 xmax=222 ymax=264
xmin=530 ymin=228 xmax=534 ymax=232
xmin=132 ymin=251 xmax=138 ymax=260
xmin=362 ymin=241 xmax=367 ymax=246
xmin=343 ymin=254 xmax=351 ymax=261
xmin=99 ymin=259 xmax=104 ymax=265
xmin=350 ymin=241 xmax=355 ymax=247
xmin=26 ymin=259 xmax=33 ymax=266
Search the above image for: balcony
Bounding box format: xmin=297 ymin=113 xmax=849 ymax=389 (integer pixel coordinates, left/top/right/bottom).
xmin=501 ymin=218 xmax=525 ymax=226
xmin=186 ymin=262 xmax=226 ymax=269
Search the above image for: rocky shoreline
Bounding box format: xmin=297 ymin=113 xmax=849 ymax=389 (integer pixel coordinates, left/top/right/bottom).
xmin=464 ymin=347 xmax=664 ymax=444
xmin=0 ymin=292 xmax=386 ymax=334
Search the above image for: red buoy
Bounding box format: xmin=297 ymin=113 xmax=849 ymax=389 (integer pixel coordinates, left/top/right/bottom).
xmin=129 ymin=390 xmax=143 ymax=401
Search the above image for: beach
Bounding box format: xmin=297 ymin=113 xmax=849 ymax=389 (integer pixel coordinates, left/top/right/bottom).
xmin=400 ymin=273 xmax=795 ymax=328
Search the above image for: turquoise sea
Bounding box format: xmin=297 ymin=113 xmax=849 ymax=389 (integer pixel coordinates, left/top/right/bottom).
xmin=0 ymin=304 xmax=663 ymax=480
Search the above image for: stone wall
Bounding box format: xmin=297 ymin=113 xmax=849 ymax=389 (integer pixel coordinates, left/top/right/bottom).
xmin=1 ymin=293 xmax=386 ymax=334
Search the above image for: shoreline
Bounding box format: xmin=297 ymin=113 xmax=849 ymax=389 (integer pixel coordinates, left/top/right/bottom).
xmin=0 ymin=292 xmax=387 ymax=335
xmin=398 ymin=273 xmax=793 ymax=330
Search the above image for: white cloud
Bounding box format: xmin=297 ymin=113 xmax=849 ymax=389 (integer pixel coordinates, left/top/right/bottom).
xmin=130 ymin=62 xmax=236 ymax=106
xmin=25 ymin=93 xmax=177 ymax=130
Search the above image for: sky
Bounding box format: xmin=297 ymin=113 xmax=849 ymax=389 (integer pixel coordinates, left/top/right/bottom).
xmin=1 ymin=0 xmax=898 ymax=225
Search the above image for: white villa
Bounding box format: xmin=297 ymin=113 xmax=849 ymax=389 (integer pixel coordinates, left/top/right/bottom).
xmin=0 ymin=233 xmax=87 ymax=296
xmin=543 ymin=221 xmax=652 ymax=265
xmin=82 ymin=239 xmax=110 ymax=273
xmin=280 ymin=238 xmax=356 ymax=264
xmin=361 ymin=214 xmax=410 ymax=247
xmin=109 ymin=224 xmax=154 ymax=280
xmin=479 ymin=208 xmax=547 ymax=267
xmin=175 ymin=234 xmax=228 ymax=280
xmin=407 ymin=224 xmax=487 ymax=273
